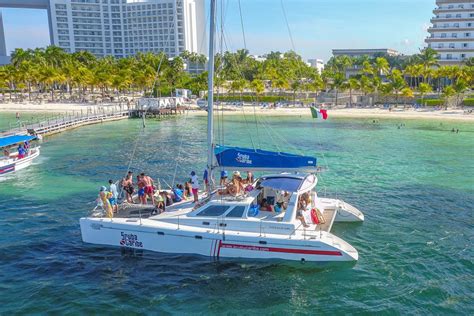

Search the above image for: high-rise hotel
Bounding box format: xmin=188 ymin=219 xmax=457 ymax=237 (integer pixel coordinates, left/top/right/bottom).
xmin=0 ymin=0 xmax=206 ymax=59
xmin=50 ymin=0 xmax=206 ymax=58
xmin=425 ymin=0 xmax=474 ymax=65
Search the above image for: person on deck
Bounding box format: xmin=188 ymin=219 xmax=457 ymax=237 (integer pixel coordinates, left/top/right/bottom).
xmin=244 ymin=171 xmax=254 ymax=184
xmin=122 ymin=171 xmax=134 ymax=203
xmin=296 ymin=193 xmax=311 ymax=228
xmin=184 ymin=181 xmax=192 ymax=199
xmin=190 ymin=171 xmax=199 ymax=203
xmin=17 ymin=145 xmax=26 ymax=159
xmin=172 ymin=184 xmax=184 ymax=202
xmin=203 ymin=169 xmax=209 ymax=192
xmin=220 ymin=170 xmax=228 ymax=186
xmin=141 ymin=173 xmax=156 ymax=205
xmin=259 ymin=198 xmax=274 ymax=212
xmin=99 ymin=186 xmax=113 ymax=218
xmin=108 ymin=179 xmax=119 ymax=213
xmin=137 ymin=175 xmax=146 ymax=204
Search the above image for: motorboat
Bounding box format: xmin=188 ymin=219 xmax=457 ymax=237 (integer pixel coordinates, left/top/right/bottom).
xmin=0 ymin=134 xmax=40 ymax=176
xmin=80 ymin=0 xmax=364 ymax=265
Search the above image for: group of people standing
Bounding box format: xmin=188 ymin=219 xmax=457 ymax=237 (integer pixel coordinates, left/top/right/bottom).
xmin=218 ymin=170 xmax=254 ymax=196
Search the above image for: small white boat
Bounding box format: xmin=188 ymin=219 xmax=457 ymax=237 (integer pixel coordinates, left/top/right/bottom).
xmin=0 ymin=135 xmax=40 ymax=176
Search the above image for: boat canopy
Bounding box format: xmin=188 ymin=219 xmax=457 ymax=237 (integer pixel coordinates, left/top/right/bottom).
xmin=214 ymin=145 xmax=317 ymax=172
xmin=259 ymin=174 xmax=317 ymax=193
xmin=0 ymin=135 xmax=36 ymax=148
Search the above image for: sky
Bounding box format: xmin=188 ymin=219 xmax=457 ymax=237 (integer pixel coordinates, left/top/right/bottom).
xmin=1 ymin=0 xmax=435 ymax=61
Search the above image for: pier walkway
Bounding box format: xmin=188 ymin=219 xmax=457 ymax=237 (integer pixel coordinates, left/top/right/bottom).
xmin=1 ymin=106 xmax=131 ymax=137
xmin=0 ymin=104 xmax=190 ymax=138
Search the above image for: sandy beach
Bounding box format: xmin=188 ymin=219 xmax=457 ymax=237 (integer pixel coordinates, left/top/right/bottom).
xmin=1 ymin=102 xmax=473 ymax=122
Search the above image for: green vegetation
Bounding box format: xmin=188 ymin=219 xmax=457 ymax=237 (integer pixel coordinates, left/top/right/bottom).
xmin=416 ymin=99 xmax=444 ymax=106
xmin=462 ymin=98 xmax=474 ymax=106
xmin=1 ymin=46 xmax=473 ymax=107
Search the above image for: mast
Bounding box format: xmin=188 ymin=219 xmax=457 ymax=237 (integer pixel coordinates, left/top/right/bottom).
xmin=206 ymin=0 xmax=217 ymax=189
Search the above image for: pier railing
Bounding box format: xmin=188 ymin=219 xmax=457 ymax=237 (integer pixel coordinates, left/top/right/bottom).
xmin=1 ymin=104 xmax=134 ymax=137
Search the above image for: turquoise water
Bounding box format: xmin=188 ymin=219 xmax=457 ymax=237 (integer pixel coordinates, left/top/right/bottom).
xmin=0 ymin=113 xmax=473 ymax=314
xmin=0 ymin=112 xmax=62 ymax=132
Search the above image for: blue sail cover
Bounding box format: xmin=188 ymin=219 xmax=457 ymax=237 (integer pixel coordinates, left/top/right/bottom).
xmin=214 ymin=145 xmax=317 ymax=171
xmin=0 ymin=135 xmax=36 ymax=148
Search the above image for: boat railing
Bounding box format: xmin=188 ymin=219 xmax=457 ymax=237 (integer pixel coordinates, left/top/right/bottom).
xmin=288 ymin=223 xmax=303 ymax=239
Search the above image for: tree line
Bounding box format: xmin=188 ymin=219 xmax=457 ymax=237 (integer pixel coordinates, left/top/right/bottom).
xmin=1 ymin=46 xmax=473 ymax=106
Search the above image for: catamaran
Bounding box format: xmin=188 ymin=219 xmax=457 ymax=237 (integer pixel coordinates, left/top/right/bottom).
xmin=80 ymin=0 xmax=364 ymax=264
xmin=0 ymin=135 xmax=40 ymax=176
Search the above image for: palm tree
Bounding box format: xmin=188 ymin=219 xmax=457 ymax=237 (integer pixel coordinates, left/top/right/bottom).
xmin=388 ymin=69 xmax=406 ymax=104
xmin=250 ymin=79 xmax=264 ymax=105
xmin=452 ymin=79 xmax=468 ymax=107
xmin=347 ymin=78 xmax=360 ymax=107
xmin=330 ymin=72 xmax=346 ymax=106
xmin=374 ymin=57 xmax=390 ymax=76
xmin=416 ymin=48 xmax=439 ymax=72
xmin=400 ymin=87 xmax=414 ymax=106
xmin=442 ymin=85 xmax=455 ymax=107
xmin=417 ymin=83 xmax=432 ymax=106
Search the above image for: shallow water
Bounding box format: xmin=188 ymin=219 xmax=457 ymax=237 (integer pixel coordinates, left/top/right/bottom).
xmin=0 ymin=114 xmax=473 ymax=314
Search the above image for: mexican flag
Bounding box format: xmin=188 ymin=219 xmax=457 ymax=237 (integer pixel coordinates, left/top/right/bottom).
xmin=310 ymin=107 xmax=328 ymax=120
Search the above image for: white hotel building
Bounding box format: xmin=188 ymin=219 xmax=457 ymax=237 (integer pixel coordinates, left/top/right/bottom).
xmin=425 ymin=0 xmax=474 ymax=65
xmin=48 ymin=0 xmax=206 ymax=58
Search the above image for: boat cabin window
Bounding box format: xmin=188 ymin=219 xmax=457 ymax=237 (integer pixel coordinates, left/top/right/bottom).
xmin=197 ymin=205 xmax=230 ymax=217
xmin=226 ymin=206 xmax=246 ymax=218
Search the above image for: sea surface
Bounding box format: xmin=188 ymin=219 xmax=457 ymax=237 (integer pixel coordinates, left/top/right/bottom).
xmin=0 ymin=112 xmax=473 ymax=314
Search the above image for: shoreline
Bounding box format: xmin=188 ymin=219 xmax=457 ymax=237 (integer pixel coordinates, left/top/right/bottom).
xmin=1 ymin=102 xmax=473 ymax=122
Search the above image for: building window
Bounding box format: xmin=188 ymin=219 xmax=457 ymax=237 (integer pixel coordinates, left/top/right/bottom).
xmin=465 ymin=33 xmax=471 ymax=37
xmin=438 ymin=43 xmax=444 ymax=48
xmin=463 ymin=43 xmax=468 ymax=48
xmin=455 ymin=14 xmax=461 ymax=18
xmin=449 ymin=43 xmax=455 ymax=48
xmin=452 ymin=33 xmax=457 ymax=38
xmin=454 ymin=23 xmax=459 ymax=28
xmin=441 ymin=33 xmax=447 ymax=38
xmin=446 ymin=54 xmax=452 ymax=60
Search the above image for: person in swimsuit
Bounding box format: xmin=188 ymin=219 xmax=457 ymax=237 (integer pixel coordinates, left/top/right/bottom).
xmin=99 ymin=186 xmax=113 ymax=218
xmin=190 ymin=171 xmax=199 ymax=203
xmin=259 ymin=198 xmax=274 ymax=212
xmin=122 ymin=171 xmax=134 ymax=203
xmin=141 ymin=172 xmax=156 ymax=205
xmin=137 ymin=175 xmax=146 ymax=204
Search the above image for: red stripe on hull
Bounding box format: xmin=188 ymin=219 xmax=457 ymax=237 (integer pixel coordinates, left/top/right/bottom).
xmin=220 ymin=243 xmax=342 ymax=256
xmin=0 ymin=165 xmax=15 ymax=174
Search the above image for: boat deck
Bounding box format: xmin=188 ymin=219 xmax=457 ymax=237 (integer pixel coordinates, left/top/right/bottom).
xmin=319 ymin=208 xmax=336 ymax=232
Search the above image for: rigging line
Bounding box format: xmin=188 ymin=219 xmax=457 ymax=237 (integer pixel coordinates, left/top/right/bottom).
xmin=237 ymin=0 xmax=247 ymax=49
xmin=218 ymin=0 xmax=225 ymax=147
xmin=171 ymin=109 xmax=190 ymax=187
xmin=280 ymin=0 xmax=295 ymax=52
xmin=257 ymin=111 xmax=303 ymax=155
xmin=255 ymin=115 xmax=282 ymax=152
xmin=239 ymin=105 xmax=256 ymax=150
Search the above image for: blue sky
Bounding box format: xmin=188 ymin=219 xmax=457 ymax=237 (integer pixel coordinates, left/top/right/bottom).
xmin=1 ymin=0 xmax=434 ymax=61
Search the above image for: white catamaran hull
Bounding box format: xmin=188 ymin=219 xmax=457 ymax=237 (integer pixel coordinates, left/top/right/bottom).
xmin=0 ymin=148 xmax=40 ymax=175
xmin=80 ymin=217 xmax=358 ymax=263
xmin=317 ymin=198 xmax=364 ymax=222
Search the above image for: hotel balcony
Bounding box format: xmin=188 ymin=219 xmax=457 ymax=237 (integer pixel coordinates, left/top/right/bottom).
xmin=432 ymin=47 xmax=474 ymax=52
xmin=428 ymin=26 xmax=474 ymax=32
xmin=431 ymin=17 xmax=474 ymax=23
xmin=426 ymin=36 xmax=473 ymax=42
xmin=433 ymin=8 xmax=474 ymax=14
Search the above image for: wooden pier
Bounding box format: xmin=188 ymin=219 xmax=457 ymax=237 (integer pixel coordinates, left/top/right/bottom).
xmin=0 ymin=105 xmax=188 ymax=138
xmin=131 ymin=106 xmax=188 ymax=118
